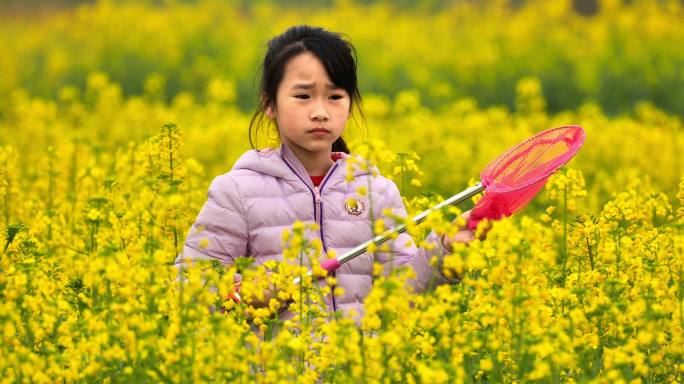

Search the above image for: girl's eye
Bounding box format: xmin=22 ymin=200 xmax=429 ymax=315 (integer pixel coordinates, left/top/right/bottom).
xmin=295 ymin=94 xmax=310 ymax=99
xmin=330 ymin=94 xmax=344 ymax=100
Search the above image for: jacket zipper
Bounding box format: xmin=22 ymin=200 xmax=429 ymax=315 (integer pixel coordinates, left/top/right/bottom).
xmin=315 ymin=165 xmax=339 ymax=313
xmin=282 ymin=157 xmax=339 ymax=313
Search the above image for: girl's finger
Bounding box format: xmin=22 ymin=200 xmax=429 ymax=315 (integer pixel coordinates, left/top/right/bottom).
xmin=450 ymin=229 xmax=475 ymax=244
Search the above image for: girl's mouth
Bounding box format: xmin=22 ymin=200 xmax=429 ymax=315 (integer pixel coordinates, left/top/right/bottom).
xmin=308 ymin=128 xmax=331 ymax=134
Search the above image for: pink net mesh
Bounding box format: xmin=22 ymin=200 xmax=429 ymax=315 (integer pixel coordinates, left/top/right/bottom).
xmin=468 ymin=125 xmax=586 ymax=230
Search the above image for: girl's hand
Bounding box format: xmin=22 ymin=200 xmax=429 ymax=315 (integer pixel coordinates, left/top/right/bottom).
xmin=441 ymin=210 xmax=489 ymax=251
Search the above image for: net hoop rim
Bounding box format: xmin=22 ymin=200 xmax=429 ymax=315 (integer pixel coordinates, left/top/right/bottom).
xmin=480 ymin=125 xmax=586 ymax=193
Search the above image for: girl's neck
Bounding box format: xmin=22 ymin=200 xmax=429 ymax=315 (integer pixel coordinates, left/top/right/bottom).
xmin=286 ymin=144 xmax=334 ymax=176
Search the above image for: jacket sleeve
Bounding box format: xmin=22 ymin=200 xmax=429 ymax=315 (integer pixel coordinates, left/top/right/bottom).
xmin=174 ymin=174 xmax=249 ymax=277
xmin=374 ymin=179 xmax=460 ymax=293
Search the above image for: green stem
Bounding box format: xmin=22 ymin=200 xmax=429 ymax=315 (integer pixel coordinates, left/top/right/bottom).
xmin=587 ymin=236 xmax=595 ymax=270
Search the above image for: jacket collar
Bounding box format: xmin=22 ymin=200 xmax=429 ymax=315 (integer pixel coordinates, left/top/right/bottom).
xmin=231 ymin=143 xmax=374 ymax=188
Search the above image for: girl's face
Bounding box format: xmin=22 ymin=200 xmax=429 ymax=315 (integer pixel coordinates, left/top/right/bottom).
xmin=266 ymin=52 xmax=350 ymax=157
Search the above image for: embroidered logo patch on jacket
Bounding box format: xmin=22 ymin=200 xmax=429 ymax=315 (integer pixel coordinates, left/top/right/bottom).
xmin=344 ymin=197 xmax=366 ymax=216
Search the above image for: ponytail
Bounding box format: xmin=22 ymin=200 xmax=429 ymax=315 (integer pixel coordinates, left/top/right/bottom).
xmin=332 ymin=136 xmax=350 ymax=154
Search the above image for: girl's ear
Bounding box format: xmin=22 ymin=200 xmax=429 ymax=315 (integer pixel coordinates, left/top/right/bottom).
xmin=265 ymin=104 xmax=275 ymax=119
xmin=262 ymin=93 xmax=275 ymax=119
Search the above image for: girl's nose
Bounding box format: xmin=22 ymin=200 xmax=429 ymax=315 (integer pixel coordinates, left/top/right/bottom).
xmin=310 ymin=100 xmax=329 ymax=121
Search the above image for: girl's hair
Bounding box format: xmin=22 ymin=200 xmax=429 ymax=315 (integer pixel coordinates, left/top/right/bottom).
xmin=249 ymin=25 xmax=364 ymax=154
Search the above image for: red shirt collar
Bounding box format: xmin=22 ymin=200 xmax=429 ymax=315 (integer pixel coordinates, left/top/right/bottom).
xmin=310 ymin=175 xmax=325 ymax=186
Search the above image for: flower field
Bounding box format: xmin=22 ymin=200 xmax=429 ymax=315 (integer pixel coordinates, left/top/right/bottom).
xmin=0 ymin=0 xmax=683 ymax=382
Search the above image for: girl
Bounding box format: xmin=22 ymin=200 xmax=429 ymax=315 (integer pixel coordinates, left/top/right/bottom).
xmin=176 ymin=25 xmax=477 ymax=321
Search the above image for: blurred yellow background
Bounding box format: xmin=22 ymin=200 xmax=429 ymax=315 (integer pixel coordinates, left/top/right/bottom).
xmin=0 ymin=1 xmax=683 ymax=382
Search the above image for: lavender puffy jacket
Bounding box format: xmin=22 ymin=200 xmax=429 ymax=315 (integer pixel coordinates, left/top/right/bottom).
xmin=175 ymin=144 xmax=456 ymax=321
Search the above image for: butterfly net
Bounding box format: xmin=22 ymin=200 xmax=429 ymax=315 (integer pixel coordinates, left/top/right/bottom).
xmin=468 ymin=125 xmax=586 ymax=229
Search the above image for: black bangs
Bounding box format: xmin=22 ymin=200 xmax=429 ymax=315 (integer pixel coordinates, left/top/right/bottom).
xmin=304 ymin=33 xmax=358 ymax=99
